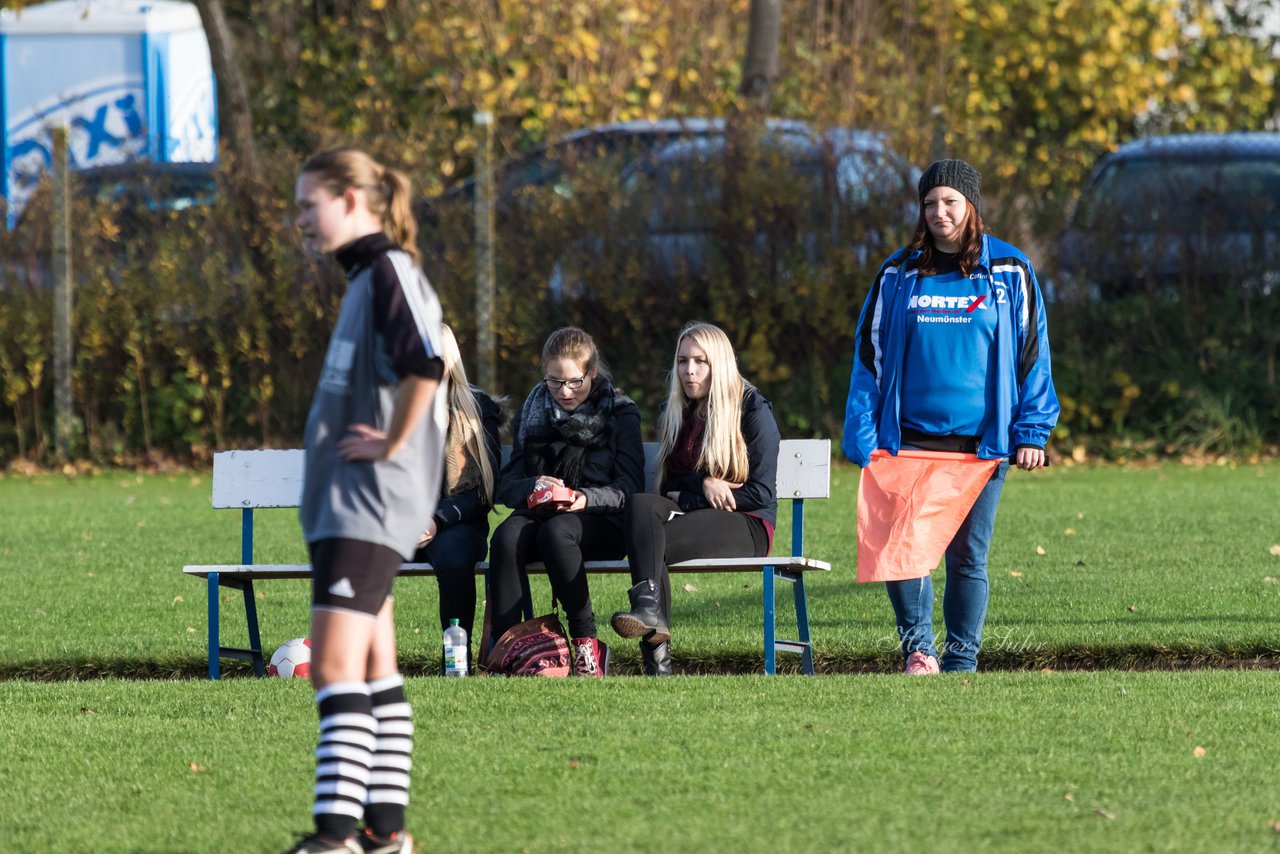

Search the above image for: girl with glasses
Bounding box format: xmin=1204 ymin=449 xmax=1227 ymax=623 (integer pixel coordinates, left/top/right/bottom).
xmin=487 ymin=327 xmax=645 ymax=676
xmin=610 ymin=321 xmax=780 ymax=676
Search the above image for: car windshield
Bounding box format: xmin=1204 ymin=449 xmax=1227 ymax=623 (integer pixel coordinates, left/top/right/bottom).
xmin=623 ymin=136 xmax=837 ymax=234
xmin=1075 ymin=156 xmax=1280 ymax=233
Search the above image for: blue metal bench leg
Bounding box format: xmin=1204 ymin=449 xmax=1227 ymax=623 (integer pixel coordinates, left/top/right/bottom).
xmin=792 ymin=573 xmax=814 ymax=675
xmin=763 ymin=565 xmax=776 ymax=675
xmin=208 ymin=572 xmax=220 ymax=680
xmin=242 ymin=580 xmax=266 ymax=676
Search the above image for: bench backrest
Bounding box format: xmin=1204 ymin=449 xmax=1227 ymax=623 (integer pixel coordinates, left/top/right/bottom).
xmin=211 ymin=440 xmax=831 ymax=510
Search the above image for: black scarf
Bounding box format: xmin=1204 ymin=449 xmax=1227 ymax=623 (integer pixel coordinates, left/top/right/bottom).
xmin=518 ymin=378 xmax=619 ymax=487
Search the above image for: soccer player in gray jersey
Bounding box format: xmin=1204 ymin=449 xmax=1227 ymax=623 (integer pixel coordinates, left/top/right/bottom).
xmin=286 ymin=148 xmax=446 ymax=854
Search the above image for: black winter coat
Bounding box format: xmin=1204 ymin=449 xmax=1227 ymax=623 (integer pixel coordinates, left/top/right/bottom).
xmin=659 ymin=387 xmax=780 ymax=528
xmin=496 ymin=387 xmax=644 ymax=514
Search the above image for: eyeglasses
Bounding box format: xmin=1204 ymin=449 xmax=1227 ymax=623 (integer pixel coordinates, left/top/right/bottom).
xmin=544 ymin=375 xmax=587 ymax=391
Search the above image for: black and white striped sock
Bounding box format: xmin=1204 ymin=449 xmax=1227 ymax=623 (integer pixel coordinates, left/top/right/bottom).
xmin=312 ymin=681 xmax=375 ymax=840
xmin=364 ymin=673 xmax=414 ymax=837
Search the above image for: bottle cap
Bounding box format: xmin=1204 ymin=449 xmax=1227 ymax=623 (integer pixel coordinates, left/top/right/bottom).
xmin=449 ymin=618 xmax=459 ymax=626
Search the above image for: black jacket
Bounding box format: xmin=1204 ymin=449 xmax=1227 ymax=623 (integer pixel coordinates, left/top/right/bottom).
xmin=496 ymin=388 xmax=645 ymax=514
xmin=660 ymin=387 xmax=780 ymax=528
xmin=433 ymin=386 xmax=502 ymax=534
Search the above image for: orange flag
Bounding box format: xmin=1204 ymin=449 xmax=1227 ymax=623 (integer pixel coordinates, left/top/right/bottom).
xmin=856 ymin=449 xmax=1000 ymax=583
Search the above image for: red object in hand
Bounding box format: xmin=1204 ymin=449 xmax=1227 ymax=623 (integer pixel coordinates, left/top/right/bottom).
xmin=528 ymin=484 xmax=576 ymax=509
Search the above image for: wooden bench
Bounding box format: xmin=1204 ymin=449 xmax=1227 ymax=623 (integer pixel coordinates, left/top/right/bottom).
xmin=184 ymin=439 xmax=831 ymax=678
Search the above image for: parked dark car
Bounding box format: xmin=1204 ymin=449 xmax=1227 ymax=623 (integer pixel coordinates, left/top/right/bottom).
xmin=417 ymin=118 xmax=763 ymax=225
xmin=76 ymin=160 xmax=217 ymax=209
xmin=1057 ymin=132 xmax=1280 ymax=300
xmin=0 ymin=160 xmax=218 ymax=292
xmin=548 ymin=124 xmax=916 ymax=300
xmin=418 ymin=118 xmax=917 ymax=302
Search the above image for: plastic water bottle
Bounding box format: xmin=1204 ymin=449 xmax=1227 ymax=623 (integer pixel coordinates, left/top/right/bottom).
xmin=443 ymin=619 xmax=468 ymax=677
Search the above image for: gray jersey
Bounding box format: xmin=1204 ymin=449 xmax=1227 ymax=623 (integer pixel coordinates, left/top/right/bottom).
xmin=300 ymin=245 xmax=447 ymax=559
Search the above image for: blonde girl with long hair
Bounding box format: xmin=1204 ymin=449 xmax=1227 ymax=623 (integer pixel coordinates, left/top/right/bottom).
xmin=291 ymin=147 xmax=447 ymax=854
xmin=610 ymin=321 xmax=780 ymax=676
xmin=412 ymin=324 xmax=503 ymax=672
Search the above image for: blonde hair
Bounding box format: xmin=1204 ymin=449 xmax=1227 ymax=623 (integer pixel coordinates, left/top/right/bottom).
xmin=440 ymin=324 xmax=496 ymax=504
xmin=300 ymin=147 xmax=419 ymax=263
xmin=655 ymin=322 xmax=749 ymax=484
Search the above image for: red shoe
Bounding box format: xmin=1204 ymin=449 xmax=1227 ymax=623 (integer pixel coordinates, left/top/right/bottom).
xmin=572 ymin=637 xmax=610 ymax=677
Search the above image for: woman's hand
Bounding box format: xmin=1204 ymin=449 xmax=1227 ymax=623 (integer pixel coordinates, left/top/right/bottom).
xmin=559 ymin=490 xmax=588 ymax=513
xmin=337 ymin=424 xmax=389 ymax=461
xmin=1015 ymin=446 xmax=1046 ymax=471
xmin=534 ymin=475 xmax=565 ymax=490
xmin=665 ymin=491 xmax=681 ymax=503
xmin=417 ymin=518 xmax=438 ymax=548
xmin=703 ymin=477 xmax=742 ymax=511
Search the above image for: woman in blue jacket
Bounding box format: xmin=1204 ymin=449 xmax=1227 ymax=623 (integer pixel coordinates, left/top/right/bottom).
xmin=843 ymin=159 xmax=1059 ymax=674
xmin=611 ymin=321 xmax=780 ymax=676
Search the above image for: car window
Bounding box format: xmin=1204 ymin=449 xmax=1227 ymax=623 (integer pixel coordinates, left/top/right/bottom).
xmin=1075 ymin=156 xmax=1280 ymax=233
xmin=648 ymin=155 xmax=721 ymax=233
xmin=621 ymin=140 xmax=723 ymax=233
xmin=836 ymin=151 xmax=908 ymax=208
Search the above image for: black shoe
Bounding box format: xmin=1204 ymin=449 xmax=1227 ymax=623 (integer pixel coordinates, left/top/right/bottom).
xmin=281 ymin=833 xmax=361 ymax=854
xmin=611 ymin=580 xmax=669 ymax=643
xmin=641 ymin=636 xmax=672 ymax=677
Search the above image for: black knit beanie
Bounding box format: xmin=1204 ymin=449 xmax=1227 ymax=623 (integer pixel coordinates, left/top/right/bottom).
xmin=918 ymin=159 xmax=981 ymax=211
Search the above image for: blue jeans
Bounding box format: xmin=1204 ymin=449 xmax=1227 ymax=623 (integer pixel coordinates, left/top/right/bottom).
xmin=884 ymin=460 xmax=1008 ymax=672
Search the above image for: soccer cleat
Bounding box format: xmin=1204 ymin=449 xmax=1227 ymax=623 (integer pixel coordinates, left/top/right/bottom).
xmin=904 ymin=650 xmax=940 ymax=675
xmin=572 ymin=637 xmax=610 ymax=677
xmin=358 ymin=828 xmax=415 ymax=854
xmin=281 ymin=833 xmax=362 ymax=854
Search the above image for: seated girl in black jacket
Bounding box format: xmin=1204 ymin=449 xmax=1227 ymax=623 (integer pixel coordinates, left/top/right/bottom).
xmin=611 ymin=321 xmax=780 ymax=675
xmin=413 ymin=324 xmax=503 ymax=673
xmin=488 ymin=327 xmax=645 ymax=676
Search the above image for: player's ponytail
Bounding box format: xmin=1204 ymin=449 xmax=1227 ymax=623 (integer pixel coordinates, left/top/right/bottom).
xmin=380 ymin=166 xmax=419 ymax=263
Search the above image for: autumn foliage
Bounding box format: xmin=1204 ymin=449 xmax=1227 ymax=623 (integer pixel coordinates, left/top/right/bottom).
xmin=0 ymin=0 xmax=1277 ymax=461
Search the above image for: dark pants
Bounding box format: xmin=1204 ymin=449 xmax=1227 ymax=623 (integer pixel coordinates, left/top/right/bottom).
xmin=488 ymin=511 xmax=625 ymax=639
xmin=414 ymin=522 xmax=488 ymax=643
xmin=622 ymin=493 xmax=768 ymax=621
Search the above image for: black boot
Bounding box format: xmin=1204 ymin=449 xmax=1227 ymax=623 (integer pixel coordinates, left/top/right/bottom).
xmin=611 ymin=580 xmax=669 ymax=642
xmin=641 ymin=637 xmax=672 ymax=677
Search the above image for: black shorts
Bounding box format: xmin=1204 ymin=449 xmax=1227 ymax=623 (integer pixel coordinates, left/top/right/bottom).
xmin=308 ymin=538 xmax=403 ymax=617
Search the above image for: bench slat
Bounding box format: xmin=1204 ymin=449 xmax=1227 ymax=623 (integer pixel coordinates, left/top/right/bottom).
xmin=183 ymin=556 xmax=831 ymax=580
xmin=212 ymin=449 xmax=306 ymax=509
xmin=209 ymin=440 xmax=829 ymax=508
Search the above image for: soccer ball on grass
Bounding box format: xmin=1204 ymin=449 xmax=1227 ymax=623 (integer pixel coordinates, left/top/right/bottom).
xmin=268 ymin=637 xmax=311 ymax=678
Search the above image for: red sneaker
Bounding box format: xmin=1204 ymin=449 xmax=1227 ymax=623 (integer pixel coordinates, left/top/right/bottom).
xmin=572 ymin=637 xmax=610 ymax=677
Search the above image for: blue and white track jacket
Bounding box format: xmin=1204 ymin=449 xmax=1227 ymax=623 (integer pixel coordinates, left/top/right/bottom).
xmin=842 ymin=234 xmax=1060 ymax=467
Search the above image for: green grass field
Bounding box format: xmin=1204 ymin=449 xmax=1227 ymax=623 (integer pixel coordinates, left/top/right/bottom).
xmin=4 ymin=672 xmax=1279 ymax=852
xmin=1 ymin=461 xmax=1277 ymax=677
xmin=2 ymin=461 xmax=1278 ymax=852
